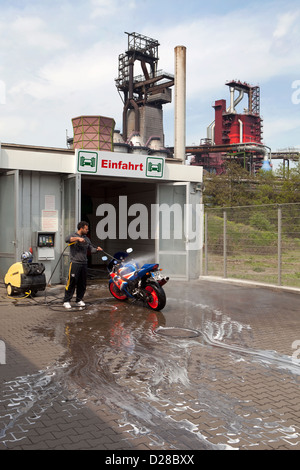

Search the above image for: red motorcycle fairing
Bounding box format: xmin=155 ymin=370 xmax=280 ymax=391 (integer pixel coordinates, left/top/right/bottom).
xmin=110 ymin=272 xmax=127 ymax=291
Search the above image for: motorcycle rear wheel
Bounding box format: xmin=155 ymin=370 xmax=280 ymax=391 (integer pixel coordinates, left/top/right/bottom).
xmin=109 ymin=282 xmax=128 ymax=300
xmin=145 ymin=284 xmax=166 ymax=311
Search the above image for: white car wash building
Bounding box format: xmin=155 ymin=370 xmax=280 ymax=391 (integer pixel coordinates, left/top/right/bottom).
xmin=0 ymin=38 xmax=204 ymax=285
xmin=0 ymin=142 xmax=203 ymax=285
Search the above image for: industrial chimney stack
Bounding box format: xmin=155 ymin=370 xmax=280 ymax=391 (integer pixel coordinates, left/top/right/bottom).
xmin=174 ymin=46 xmax=186 ymax=163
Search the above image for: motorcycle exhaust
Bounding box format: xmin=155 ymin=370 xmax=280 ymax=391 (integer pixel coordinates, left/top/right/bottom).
xmin=158 ymin=277 xmax=169 ymax=287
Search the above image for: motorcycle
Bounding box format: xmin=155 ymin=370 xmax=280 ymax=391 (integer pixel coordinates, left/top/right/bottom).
xmin=102 ymin=248 xmax=169 ymax=311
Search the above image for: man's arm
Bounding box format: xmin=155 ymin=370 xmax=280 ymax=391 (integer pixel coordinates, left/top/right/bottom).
xmin=86 ymin=237 xmax=102 ymax=253
xmin=69 ymin=236 xmax=85 ymax=243
xmin=65 ymin=233 xmax=85 ymax=244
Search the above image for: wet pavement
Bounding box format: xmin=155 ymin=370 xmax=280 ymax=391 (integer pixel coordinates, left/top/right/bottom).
xmin=0 ymin=278 xmax=300 ymax=450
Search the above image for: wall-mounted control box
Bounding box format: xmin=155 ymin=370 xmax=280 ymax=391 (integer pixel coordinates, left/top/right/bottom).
xmin=36 ymin=232 xmax=56 ymax=260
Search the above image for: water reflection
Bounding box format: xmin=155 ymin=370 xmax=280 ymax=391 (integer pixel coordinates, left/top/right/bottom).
xmin=8 ymin=280 xmax=300 ymax=450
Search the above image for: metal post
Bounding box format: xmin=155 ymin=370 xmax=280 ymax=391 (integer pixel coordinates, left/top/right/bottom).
xmin=14 ymin=170 xmax=20 ymax=262
xmin=205 ymin=212 xmax=208 ymax=275
xmin=223 ymin=210 xmax=227 ymax=278
xmin=278 ymin=206 xmax=282 ymax=286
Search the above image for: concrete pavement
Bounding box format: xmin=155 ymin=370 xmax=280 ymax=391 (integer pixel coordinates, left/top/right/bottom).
xmin=0 ymin=278 xmax=300 ymax=451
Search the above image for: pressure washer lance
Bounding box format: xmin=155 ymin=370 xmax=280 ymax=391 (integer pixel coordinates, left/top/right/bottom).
xmin=101 ymin=247 xmax=133 ymax=262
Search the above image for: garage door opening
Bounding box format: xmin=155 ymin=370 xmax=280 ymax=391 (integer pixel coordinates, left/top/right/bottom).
xmin=81 ymin=177 xmax=157 ymax=274
xmin=62 ymin=175 xmax=203 ymax=282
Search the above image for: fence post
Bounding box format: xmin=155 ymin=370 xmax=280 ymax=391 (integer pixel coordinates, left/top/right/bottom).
xmin=204 ymin=211 xmax=208 ymax=275
xmin=278 ymin=205 xmax=282 ymax=286
xmin=223 ymin=210 xmax=227 ymax=278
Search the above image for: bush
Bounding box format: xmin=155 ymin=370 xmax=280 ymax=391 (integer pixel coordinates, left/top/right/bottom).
xmin=248 ymin=212 xmax=275 ymax=232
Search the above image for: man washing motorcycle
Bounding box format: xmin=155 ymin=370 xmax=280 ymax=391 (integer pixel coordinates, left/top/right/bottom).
xmin=63 ymin=221 xmax=103 ymax=309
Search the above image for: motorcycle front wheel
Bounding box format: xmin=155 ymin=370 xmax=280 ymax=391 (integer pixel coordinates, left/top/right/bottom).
xmin=145 ymin=284 xmax=166 ymax=311
xmin=109 ymin=282 xmax=128 ymax=301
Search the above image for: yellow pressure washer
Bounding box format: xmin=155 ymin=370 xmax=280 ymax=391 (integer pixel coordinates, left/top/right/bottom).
xmin=4 ymin=250 xmax=46 ymax=297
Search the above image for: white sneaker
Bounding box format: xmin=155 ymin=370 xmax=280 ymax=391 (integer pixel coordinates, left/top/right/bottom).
xmin=63 ymin=302 xmax=72 ymax=309
xmin=76 ymin=300 xmax=85 ymax=307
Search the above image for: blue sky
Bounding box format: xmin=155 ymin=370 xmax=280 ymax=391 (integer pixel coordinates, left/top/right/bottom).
xmin=0 ymin=0 xmax=300 ymax=153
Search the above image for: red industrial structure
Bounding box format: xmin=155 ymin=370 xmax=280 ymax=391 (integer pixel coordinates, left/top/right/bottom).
xmin=188 ymin=80 xmax=267 ymax=174
xmin=213 ymin=81 xmax=262 ymax=145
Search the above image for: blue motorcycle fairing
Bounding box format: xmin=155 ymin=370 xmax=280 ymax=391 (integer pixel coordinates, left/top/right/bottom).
xmin=117 ymin=262 xmax=158 ymax=281
xmin=140 ymin=263 xmax=159 ymax=270
xmin=135 ymin=263 xmax=158 ymax=278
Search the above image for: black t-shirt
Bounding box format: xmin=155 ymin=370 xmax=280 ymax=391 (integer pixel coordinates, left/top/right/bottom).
xmin=65 ymin=232 xmax=96 ymax=264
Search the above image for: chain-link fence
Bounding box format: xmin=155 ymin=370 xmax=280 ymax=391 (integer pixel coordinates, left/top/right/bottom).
xmin=204 ymin=203 xmax=300 ymax=288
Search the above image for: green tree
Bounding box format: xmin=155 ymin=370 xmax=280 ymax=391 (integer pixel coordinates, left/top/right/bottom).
xmin=253 ymin=169 xmax=279 ymax=205
xmin=204 ymin=161 xmax=255 ymax=207
xmin=275 ymin=162 xmax=300 ymax=204
xmin=204 ymin=160 xmax=300 ymax=208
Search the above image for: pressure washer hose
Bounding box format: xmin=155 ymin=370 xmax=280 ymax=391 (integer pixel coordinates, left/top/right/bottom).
xmin=1 ymin=241 xmax=118 ymax=307
xmin=44 ymin=241 xmax=112 ymax=306
xmin=46 ymin=242 xmax=116 ymax=287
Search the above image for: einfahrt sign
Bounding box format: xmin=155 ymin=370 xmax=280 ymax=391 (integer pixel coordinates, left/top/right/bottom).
xmin=77 ymin=150 xmax=164 ymax=179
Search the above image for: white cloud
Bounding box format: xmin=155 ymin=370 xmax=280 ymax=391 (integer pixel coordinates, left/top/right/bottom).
xmin=0 ymin=115 xmax=38 ymax=142
xmin=9 ymin=41 xmax=118 ymax=100
xmin=1 ymin=1 xmax=300 ymax=149
xmin=11 ymin=16 xmax=68 ymax=51
xmin=149 ymin=7 xmax=300 ymax=99
xmin=90 ymin=0 xmax=136 ymax=18
xmin=273 ymin=11 xmax=299 ymax=39
xmin=264 ymin=117 xmax=300 ymax=141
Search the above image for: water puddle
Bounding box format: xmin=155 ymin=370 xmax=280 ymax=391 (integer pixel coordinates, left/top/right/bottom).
xmin=0 ymin=363 xmax=84 ymax=447
xmin=1 ymin=281 xmax=300 ymax=450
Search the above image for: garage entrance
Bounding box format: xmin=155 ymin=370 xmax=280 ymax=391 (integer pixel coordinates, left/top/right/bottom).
xmin=62 ymin=175 xmax=203 ymax=281
xmin=81 ymin=177 xmax=156 ymax=263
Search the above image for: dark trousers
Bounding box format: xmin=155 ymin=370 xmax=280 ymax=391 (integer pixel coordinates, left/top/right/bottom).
xmin=64 ymin=262 xmax=87 ymax=303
